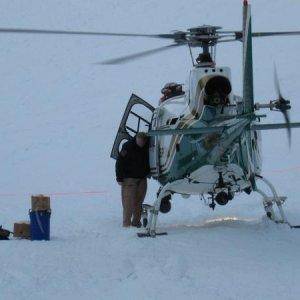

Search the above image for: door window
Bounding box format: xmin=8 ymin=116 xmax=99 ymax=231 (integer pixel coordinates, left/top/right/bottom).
xmin=110 ymin=94 xmax=155 ymax=159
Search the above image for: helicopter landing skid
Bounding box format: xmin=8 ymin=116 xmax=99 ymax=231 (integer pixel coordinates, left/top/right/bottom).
xmin=137 ymin=203 xmax=167 ymax=238
xmin=137 ymin=231 xmax=168 ymax=238
xmin=256 ymin=176 xmax=300 ymax=229
xmin=137 ymin=183 xmax=174 ymax=238
xmin=138 ymin=204 xmax=167 ymax=238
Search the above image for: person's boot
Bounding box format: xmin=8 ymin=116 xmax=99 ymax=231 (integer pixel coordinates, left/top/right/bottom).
xmin=131 ymin=220 xmax=142 ymax=228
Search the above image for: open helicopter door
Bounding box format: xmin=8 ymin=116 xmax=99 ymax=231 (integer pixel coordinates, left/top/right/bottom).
xmin=110 ymin=94 xmax=155 ymax=160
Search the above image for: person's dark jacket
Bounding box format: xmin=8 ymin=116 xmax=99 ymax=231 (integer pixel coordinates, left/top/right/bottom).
xmin=116 ymin=138 xmax=150 ymax=182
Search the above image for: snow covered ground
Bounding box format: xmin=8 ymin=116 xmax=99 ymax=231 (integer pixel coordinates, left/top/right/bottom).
xmin=1 ymin=0 xmax=300 ymax=299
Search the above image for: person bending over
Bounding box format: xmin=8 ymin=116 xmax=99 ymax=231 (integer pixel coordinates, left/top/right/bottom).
xmin=116 ymin=132 xmax=150 ymax=227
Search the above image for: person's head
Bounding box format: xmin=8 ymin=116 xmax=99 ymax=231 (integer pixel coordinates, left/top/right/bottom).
xmin=135 ymin=132 xmax=148 ymax=148
xmin=161 ymin=82 xmax=183 ymax=97
xmin=161 ymin=82 xmax=177 ymax=95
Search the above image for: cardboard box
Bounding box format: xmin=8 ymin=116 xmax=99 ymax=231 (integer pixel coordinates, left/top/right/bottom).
xmin=13 ymin=222 xmax=30 ymax=239
xmin=31 ymin=195 xmax=51 ymax=211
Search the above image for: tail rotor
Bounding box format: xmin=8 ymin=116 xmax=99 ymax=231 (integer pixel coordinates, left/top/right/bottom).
xmin=273 ymin=66 xmax=292 ymax=146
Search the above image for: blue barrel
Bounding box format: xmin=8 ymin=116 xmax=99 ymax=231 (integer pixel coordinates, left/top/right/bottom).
xmin=29 ymin=210 xmax=51 ymax=240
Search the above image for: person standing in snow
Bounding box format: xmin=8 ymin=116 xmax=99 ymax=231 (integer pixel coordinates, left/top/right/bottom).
xmin=116 ymin=132 xmax=150 ymax=227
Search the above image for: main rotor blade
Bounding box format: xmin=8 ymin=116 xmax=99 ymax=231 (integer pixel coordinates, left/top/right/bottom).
xmin=218 ymin=38 xmax=239 ymax=43
xmin=99 ymin=43 xmax=184 ymax=65
xmin=0 ymin=27 xmax=175 ymax=39
xmin=230 ymin=30 xmax=300 ymax=41
xmin=253 ymin=31 xmax=300 ymax=38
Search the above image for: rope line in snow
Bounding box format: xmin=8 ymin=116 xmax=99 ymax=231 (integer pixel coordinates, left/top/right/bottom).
xmin=0 ymin=190 xmax=109 ymax=198
xmin=1 ymin=165 xmax=300 ymax=198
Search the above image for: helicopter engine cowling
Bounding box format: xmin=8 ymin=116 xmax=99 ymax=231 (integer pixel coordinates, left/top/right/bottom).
xmin=204 ymin=75 xmax=232 ymax=106
xmin=191 ymin=73 xmax=232 ymax=116
xmin=205 ymin=75 xmax=231 ymax=95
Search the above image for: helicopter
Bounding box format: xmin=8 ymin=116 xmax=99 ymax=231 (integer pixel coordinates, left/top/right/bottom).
xmin=110 ymin=0 xmax=300 ymax=237
xmin=1 ymin=1 xmax=300 ymax=237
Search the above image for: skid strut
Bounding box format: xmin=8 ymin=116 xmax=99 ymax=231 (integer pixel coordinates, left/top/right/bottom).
xmin=137 ymin=183 xmax=173 ymax=238
xmin=256 ymin=175 xmax=300 ymax=228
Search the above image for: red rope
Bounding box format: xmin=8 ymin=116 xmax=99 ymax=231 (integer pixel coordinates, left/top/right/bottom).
xmin=0 ymin=190 xmax=109 ymax=198
xmin=1 ymin=165 xmax=300 ymax=198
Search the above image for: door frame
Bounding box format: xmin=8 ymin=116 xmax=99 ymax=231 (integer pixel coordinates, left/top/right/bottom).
xmin=110 ymin=93 xmax=155 ymax=159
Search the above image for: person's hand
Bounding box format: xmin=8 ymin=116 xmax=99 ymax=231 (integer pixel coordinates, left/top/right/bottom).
xmin=117 ymin=181 xmax=123 ymax=186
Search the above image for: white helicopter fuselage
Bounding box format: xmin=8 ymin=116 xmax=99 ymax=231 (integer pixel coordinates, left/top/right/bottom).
xmin=149 ymin=65 xmax=262 ymax=198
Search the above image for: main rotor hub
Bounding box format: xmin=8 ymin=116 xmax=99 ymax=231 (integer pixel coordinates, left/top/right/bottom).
xmin=187 ymin=25 xmax=222 ymax=47
xmin=188 ymin=25 xmax=222 ymax=35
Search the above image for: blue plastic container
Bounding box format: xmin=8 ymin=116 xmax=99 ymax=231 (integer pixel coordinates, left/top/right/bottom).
xmin=29 ymin=210 xmax=51 ymax=240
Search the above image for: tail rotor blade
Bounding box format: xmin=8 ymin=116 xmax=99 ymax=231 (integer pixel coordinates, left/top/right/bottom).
xmin=274 ymin=65 xmax=292 ymax=147
xmin=283 ymin=110 xmax=291 ymax=147
xmin=274 ymin=64 xmax=282 ymax=97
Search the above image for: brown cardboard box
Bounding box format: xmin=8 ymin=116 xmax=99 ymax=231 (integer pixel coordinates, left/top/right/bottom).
xmin=13 ymin=222 xmax=30 ymax=239
xmin=31 ymin=194 xmax=51 ymax=211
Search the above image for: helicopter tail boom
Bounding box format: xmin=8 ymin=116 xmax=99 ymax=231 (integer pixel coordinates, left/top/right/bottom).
xmin=251 ymin=123 xmax=300 ymax=131
xmin=147 ymin=126 xmax=227 ymax=136
xmin=148 ymin=122 xmax=300 ymax=137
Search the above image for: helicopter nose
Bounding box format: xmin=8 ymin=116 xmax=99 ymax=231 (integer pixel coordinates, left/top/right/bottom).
xmin=205 ymin=75 xmax=232 ymax=96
